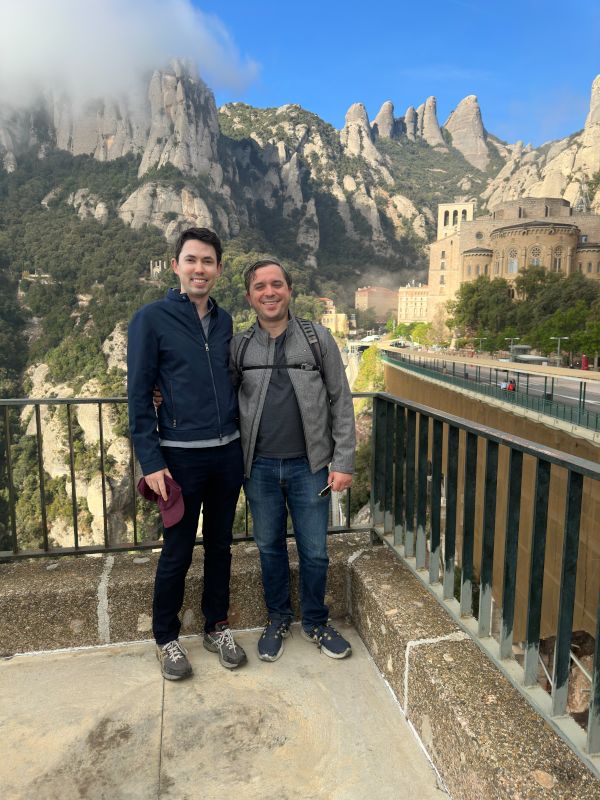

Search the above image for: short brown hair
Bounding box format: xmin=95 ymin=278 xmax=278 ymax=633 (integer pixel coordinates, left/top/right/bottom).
xmin=244 ymin=258 xmax=292 ymax=292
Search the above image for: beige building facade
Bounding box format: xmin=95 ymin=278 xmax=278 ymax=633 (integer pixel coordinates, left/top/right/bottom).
xmin=355 ymin=286 xmax=398 ymax=322
xmin=397 ymin=284 xmax=429 ymax=323
xmin=427 ymin=197 xmax=600 ymax=323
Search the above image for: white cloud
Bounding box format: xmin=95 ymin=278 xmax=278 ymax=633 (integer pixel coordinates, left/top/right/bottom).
xmin=0 ymin=0 xmax=259 ymax=106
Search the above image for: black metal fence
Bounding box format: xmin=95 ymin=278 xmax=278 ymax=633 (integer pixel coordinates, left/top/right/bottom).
xmin=370 ymin=392 xmax=600 ymax=771
xmin=0 ymin=397 xmax=359 ymax=559
xmin=382 ymin=350 xmax=600 ymax=432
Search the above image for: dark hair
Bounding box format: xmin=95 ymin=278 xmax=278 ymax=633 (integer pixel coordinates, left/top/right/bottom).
xmin=244 ymin=258 xmax=292 ymax=292
xmin=174 ymin=228 xmax=223 ymax=264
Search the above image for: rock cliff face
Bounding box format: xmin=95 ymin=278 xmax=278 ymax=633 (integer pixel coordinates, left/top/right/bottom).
xmin=3 ymin=60 xmax=600 ymax=266
xmin=483 ymin=74 xmax=600 ymax=210
xmin=444 ymin=95 xmax=489 ymax=170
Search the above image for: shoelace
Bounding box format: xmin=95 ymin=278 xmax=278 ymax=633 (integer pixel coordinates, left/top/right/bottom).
xmin=214 ymin=628 xmax=237 ymax=653
xmin=264 ymin=620 xmax=289 ymax=638
xmin=163 ymin=641 xmax=185 ymax=662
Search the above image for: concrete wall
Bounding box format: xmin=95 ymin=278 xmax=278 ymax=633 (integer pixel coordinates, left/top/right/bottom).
xmin=385 ymin=363 xmax=600 ymax=640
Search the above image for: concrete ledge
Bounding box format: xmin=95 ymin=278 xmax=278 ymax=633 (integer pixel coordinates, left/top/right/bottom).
xmin=349 ymin=545 xmax=600 ymax=799
xmin=0 ymin=533 xmax=372 ymax=654
xmin=3 ymin=533 xmax=599 ymax=798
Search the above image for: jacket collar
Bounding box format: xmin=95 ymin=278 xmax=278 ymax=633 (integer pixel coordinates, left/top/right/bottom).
xmin=166 ymin=288 xmax=219 ymax=315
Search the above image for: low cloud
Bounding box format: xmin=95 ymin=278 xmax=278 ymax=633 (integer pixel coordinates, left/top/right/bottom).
xmin=0 ymin=0 xmax=260 ymax=106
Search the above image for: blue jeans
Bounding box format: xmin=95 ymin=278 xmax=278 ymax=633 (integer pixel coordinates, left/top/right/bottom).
xmin=153 ymin=440 xmax=243 ymax=644
xmin=244 ymin=456 xmax=330 ymax=629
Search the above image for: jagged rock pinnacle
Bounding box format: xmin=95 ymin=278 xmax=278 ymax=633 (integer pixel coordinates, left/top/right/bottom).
xmin=444 ymin=95 xmax=489 ymax=170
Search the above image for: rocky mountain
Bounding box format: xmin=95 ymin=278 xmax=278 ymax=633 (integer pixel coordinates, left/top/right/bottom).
xmin=3 ymin=64 xmax=600 ymax=269
xmin=482 ymin=76 xmax=600 ymax=211
xmin=0 ymin=60 xmax=508 ymax=275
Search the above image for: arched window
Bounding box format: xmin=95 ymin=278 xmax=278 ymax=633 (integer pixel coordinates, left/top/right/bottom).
xmin=444 ymin=211 xmax=449 ymax=226
xmin=476 ymin=264 xmax=480 ymax=275
xmin=452 ymin=210 xmax=458 ymax=225
xmin=530 ymin=246 xmax=541 ymax=266
xmin=484 ymin=264 xmax=489 ymax=275
xmin=508 ymin=248 xmax=518 ymax=273
xmin=440 ymin=261 xmax=445 ymax=270
xmin=467 ymin=264 xmax=472 ymax=276
xmin=494 ymin=260 xmax=500 ymax=275
xmin=553 ymin=246 xmax=562 ymax=271
xmin=588 ymin=262 xmax=593 ymax=273
xmin=461 ymin=209 xmax=467 ymax=221
xmin=440 ymin=275 xmax=445 ymax=285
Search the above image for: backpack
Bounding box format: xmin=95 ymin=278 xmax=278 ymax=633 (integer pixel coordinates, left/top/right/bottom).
xmin=234 ymin=318 xmax=323 ymax=376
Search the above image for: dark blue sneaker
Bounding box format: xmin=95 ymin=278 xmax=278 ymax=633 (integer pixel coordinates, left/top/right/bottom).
xmin=301 ymin=623 xmax=352 ymax=659
xmin=257 ymin=619 xmax=290 ymax=662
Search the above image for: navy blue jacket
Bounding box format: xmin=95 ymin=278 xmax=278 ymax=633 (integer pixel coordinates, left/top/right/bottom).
xmin=127 ymin=289 xmax=238 ymax=475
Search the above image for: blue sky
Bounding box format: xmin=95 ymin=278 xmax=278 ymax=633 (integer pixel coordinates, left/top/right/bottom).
xmin=195 ymin=0 xmax=600 ymax=146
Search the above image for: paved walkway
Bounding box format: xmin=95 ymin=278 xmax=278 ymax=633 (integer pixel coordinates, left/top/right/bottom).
xmin=0 ymin=622 xmax=447 ymax=800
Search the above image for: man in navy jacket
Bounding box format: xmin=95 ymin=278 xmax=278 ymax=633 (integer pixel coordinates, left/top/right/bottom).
xmin=128 ymin=228 xmax=246 ymax=680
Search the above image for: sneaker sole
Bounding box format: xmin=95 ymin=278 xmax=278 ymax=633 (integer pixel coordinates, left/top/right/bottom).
xmin=300 ymin=627 xmax=352 ymax=660
xmin=203 ymin=640 xmax=247 ymax=669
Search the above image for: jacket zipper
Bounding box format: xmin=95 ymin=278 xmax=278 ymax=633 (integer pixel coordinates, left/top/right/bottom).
xmin=169 ymin=381 xmax=177 ymax=428
xmin=247 ymin=335 xmax=273 ymax=473
xmin=192 ymin=307 xmax=223 ymax=438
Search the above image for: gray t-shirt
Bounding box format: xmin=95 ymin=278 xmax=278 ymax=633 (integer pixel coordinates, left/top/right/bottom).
xmin=254 ymin=331 xmax=306 ymax=459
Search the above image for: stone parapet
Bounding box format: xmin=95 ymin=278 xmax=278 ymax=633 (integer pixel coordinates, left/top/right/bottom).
xmin=349 ymin=545 xmax=599 ymax=799
xmin=0 ymin=533 xmax=371 ymax=655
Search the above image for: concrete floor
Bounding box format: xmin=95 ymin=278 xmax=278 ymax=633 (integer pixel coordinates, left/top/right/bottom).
xmin=0 ymin=622 xmax=447 ymax=800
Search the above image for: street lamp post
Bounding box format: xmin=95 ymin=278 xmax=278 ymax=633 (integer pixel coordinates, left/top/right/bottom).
xmin=504 ymin=337 xmax=520 ymax=358
xmin=550 ymin=336 xmax=569 ymax=364
xmin=475 ymin=337 xmax=487 ymax=353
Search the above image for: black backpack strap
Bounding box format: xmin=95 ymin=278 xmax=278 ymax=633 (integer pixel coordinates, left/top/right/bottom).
xmin=235 ymin=326 xmax=255 ymax=374
xmin=296 ymin=318 xmax=323 ymax=375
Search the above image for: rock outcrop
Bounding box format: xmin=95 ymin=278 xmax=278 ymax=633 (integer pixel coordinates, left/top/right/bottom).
xmin=118 ymin=182 xmax=215 ymax=239
xmin=422 ymin=97 xmax=447 ymax=149
xmin=444 ymin=95 xmax=489 ymax=170
xmin=404 ymin=106 xmax=417 ymax=141
xmin=372 ymin=101 xmax=395 ymax=139
xmin=483 ymin=74 xmax=600 ymax=209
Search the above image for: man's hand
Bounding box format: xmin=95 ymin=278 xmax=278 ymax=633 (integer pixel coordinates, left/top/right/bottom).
xmin=328 ymin=471 xmax=353 ymax=493
xmin=153 ymin=386 xmax=163 ymax=409
xmin=144 ymin=467 xmax=173 ymax=501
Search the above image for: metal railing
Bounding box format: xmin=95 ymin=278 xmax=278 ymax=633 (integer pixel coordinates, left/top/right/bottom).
xmin=382 ymin=351 xmax=600 ymax=432
xmin=370 ymin=392 xmax=600 ymax=774
xmin=0 ymin=396 xmax=363 ymax=559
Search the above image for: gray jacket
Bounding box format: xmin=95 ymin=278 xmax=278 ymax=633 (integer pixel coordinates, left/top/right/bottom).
xmin=231 ymin=315 xmax=356 ymax=478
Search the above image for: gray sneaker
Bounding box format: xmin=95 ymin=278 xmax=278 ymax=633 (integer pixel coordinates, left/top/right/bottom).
xmin=156 ymin=640 xmax=193 ymax=680
xmin=203 ymin=623 xmax=247 ymax=669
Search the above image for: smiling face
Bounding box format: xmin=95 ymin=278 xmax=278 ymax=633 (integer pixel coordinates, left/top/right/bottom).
xmin=245 ymin=263 xmax=292 ymax=330
xmin=172 ymin=239 xmax=222 ymax=309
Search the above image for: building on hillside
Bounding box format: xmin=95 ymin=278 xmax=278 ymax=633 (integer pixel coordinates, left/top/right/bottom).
xmin=320 ymin=298 xmax=349 ymax=335
xmin=355 ymin=286 xmax=397 ymax=322
xmin=150 ymin=259 xmax=168 ymax=279
xmin=321 ymin=310 xmax=349 ymax=336
xmin=397 ymin=283 xmax=429 ymax=324
xmin=427 ymin=197 xmax=600 ymax=323
xmin=318 ymin=297 xmax=336 ymax=313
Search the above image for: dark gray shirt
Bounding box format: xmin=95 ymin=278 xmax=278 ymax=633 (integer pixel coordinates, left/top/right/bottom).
xmin=254 ymin=331 xmax=306 ymax=459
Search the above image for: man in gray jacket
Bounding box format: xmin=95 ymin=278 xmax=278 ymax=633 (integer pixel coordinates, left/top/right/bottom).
xmin=231 ymin=259 xmax=356 ymax=662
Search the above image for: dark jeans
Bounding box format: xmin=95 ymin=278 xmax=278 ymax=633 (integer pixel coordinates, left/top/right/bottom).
xmin=244 ymin=456 xmax=330 ymax=629
xmin=153 ymin=440 xmax=243 ymax=645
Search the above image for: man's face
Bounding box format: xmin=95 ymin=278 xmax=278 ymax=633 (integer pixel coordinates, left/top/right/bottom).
xmin=246 ymin=264 xmax=292 ymax=325
xmin=172 ymin=239 xmax=222 ymax=303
